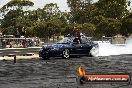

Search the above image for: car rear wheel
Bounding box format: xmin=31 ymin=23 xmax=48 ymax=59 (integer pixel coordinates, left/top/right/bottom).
xmin=62 ymin=49 xmax=70 ymax=59
xmin=89 ymin=46 xmax=99 ymax=57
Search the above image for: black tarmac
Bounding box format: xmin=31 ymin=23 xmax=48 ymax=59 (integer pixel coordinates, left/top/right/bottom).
xmin=0 ymin=55 xmax=132 ymax=88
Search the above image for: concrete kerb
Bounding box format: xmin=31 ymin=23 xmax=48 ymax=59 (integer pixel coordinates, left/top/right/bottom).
xmin=0 ymin=53 xmax=39 ymax=61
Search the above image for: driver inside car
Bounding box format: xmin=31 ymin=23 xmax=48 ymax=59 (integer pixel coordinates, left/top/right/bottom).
xmin=73 ymin=37 xmax=81 ymax=44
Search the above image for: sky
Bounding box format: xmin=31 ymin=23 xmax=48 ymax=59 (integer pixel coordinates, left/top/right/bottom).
xmin=0 ymin=0 xmax=70 ymax=12
xmin=0 ymin=0 xmax=132 ymax=12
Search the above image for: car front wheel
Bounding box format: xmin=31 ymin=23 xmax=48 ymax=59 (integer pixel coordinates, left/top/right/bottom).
xmin=62 ymin=49 xmax=70 ymax=59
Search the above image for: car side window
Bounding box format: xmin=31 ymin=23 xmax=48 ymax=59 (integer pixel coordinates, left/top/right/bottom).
xmin=81 ymin=37 xmax=92 ymax=44
xmin=81 ymin=38 xmax=87 ymax=44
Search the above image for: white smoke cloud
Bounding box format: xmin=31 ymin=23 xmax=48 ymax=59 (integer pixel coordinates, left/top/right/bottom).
xmin=97 ymin=37 xmax=132 ymax=56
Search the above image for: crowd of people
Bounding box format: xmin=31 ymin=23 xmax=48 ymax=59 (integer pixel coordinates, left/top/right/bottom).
xmin=0 ymin=26 xmax=83 ymax=48
xmin=1 ymin=38 xmax=41 ymax=48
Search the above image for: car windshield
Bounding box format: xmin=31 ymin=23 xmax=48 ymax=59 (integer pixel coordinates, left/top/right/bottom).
xmin=57 ymin=37 xmax=75 ymax=44
xmin=57 ymin=36 xmax=92 ymax=44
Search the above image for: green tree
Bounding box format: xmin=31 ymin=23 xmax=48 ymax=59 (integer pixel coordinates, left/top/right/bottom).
xmin=82 ymin=23 xmax=96 ymax=37
xmin=0 ymin=0 xmax=34 ymax=16
xmin=0 ymin=0 xmax=34 ymax=35
xmin=1 ymin=9 xmax=23 ymax=34
xmin=96 ymin=0 xmax=130 ymax=19
xmin=64 ymin=24 xmax=74 ymax=35
xmin=42 ymin=3 xmax=67 ymax=39
xmin=43 ymin=3 xmax=61 ymax=21
xmin=95 ymin=16 xmax=121 ymax=37
xmin=67 ymin=0 xmax=93 ymax=23
xmin=121 ymin=13 xmax=132 ymax=36
xmin=33 ymin=21 xmax=48 ymax=38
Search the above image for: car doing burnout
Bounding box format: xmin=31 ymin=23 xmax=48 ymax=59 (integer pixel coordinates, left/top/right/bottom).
xmin=39 ymin=34 xmax=99 ymax=59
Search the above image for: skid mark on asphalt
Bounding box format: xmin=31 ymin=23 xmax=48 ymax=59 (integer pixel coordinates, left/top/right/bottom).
xmin=0 ymin=56 xmax=132 ymax=88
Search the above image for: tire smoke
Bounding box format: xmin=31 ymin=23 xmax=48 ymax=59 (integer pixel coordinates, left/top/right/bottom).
xmin=97 ymin=38 xmax=132 ymax=56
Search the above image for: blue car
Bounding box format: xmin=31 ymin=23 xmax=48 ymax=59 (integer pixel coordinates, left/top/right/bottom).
xmin=39 ymin=35 xmax=99 ymax=59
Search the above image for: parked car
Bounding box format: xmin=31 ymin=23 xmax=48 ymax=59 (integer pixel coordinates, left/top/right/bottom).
xmin=39 ymin=35 xmax=99 ymax=59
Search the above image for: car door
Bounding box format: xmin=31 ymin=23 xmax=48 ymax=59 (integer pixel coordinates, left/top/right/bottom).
xmin=79 ymin=38 xmax=93 ymax=55
xmin=70 ymin=44 xmax=81 ymax=55
xmin=80 ymin=43 xmax=92 ymax=55
xmin=69 ymin=37 xmax=91 ymax=55
xmin=69 ymin=43 xmax=85 ymax=55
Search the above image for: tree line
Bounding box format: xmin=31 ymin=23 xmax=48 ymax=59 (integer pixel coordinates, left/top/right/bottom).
xmin=0 ymin=0 xmax=132 ymax=39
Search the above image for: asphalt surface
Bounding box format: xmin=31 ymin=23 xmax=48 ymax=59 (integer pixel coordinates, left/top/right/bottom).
xmin=0 ymin=55 xmax=132 ymax=88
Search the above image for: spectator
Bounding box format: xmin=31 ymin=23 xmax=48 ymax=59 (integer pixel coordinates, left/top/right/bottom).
xmin=22 ymin=40 xmax=26 ymax=48
xmin=9 ymin=41 xmax=12 ymax=48
xmin=2 ymin=40 xmax=6 ymax=48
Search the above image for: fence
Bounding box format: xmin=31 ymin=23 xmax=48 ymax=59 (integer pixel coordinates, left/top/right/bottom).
xmin=0 ymin=36 xmax=127 ymax=49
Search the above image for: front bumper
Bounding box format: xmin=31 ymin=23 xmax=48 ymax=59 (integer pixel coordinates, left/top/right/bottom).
xmin=39 ymin=51 xmax=49 ymax=57
xmin=39 ymin=48 xmax=63 ymax=57
xmin=39 ymin=48 xmax=50 ymax=57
